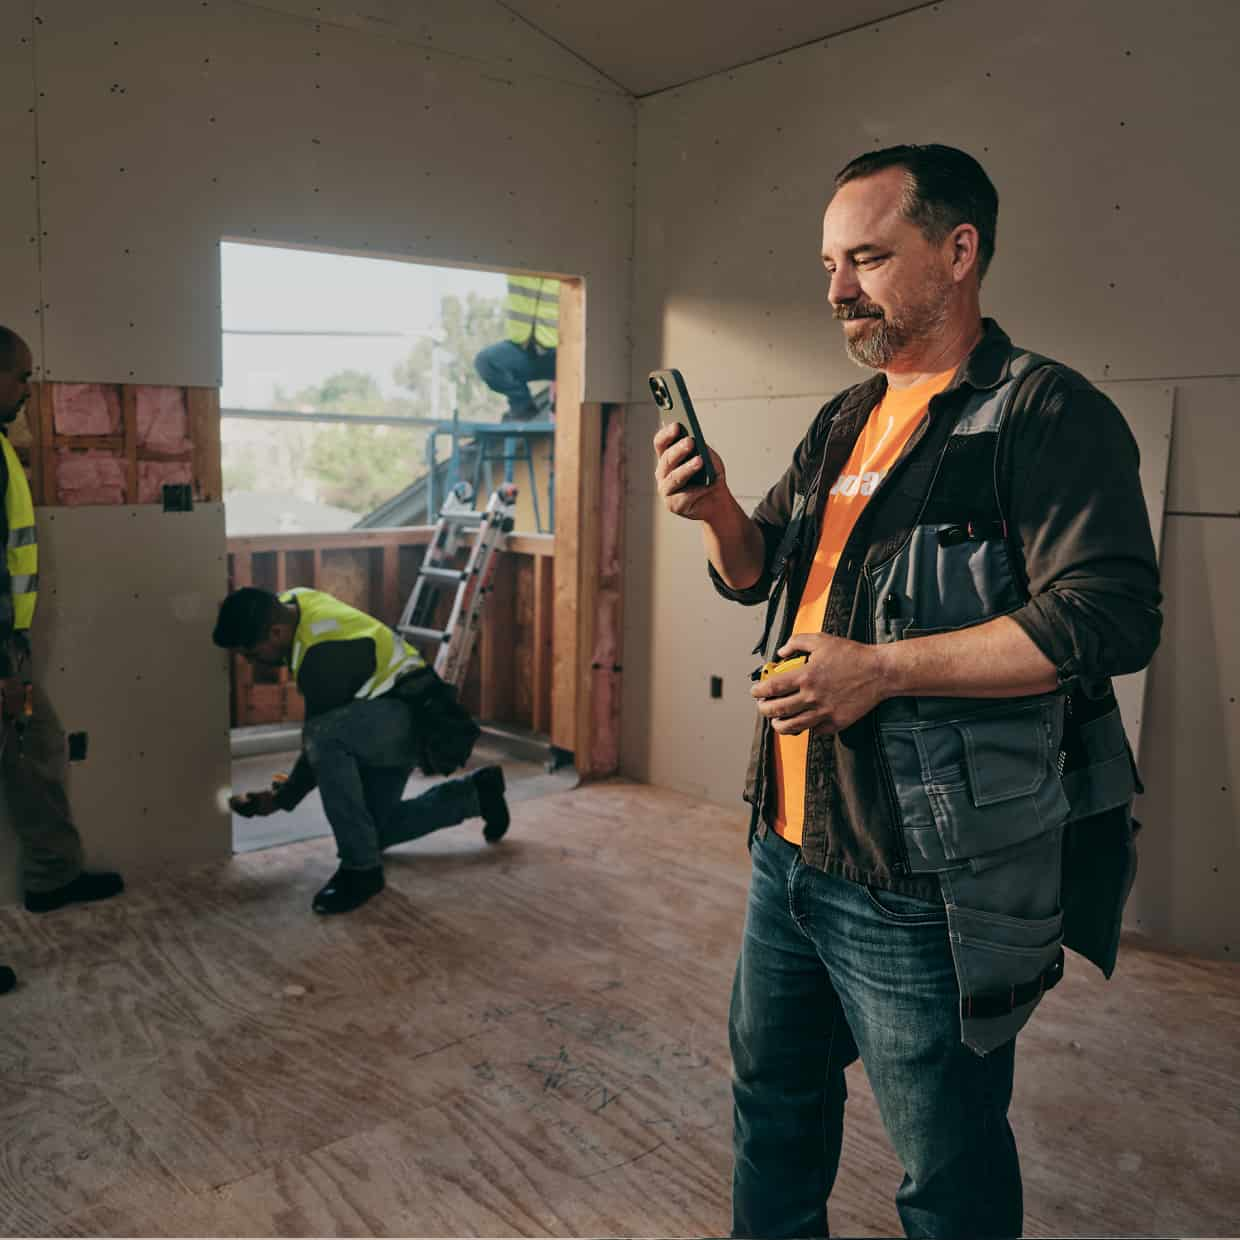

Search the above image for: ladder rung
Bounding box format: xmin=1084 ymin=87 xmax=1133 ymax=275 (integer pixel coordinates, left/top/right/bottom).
xmin=419 ymin=566 xmax=467 ymax=585
xmin=400 ymin=625 xmax=451 ymax=644
xmin=438 ymin=511 xmax=482 ymax=529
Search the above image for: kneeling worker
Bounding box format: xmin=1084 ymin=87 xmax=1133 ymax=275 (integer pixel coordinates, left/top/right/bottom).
xmin=213 ymin=586 xmax=510 ymax=915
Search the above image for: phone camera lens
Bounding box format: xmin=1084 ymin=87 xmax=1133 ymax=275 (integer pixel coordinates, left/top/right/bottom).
xmin=649 ymin=376 xmax=670 ymax=408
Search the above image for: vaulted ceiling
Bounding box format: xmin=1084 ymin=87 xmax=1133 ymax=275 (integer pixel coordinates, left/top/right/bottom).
xmin=497 ymin=0 xmax=936 ymax=95
xmin=245 ymin=0 xmax=936 ymax=96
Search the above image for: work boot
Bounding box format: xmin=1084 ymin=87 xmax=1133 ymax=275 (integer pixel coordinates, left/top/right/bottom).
xmin=312 ymin=866 xmax=384 ymax=915
xmin=0 ymin=965 xmax=15 ymax=995
xmin=474 ymin=765 xmax=510 ymax=843
xmin=25 ymin=870 xmax=124 ymax=914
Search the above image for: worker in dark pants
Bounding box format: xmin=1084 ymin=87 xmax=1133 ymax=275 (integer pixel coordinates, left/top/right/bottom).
xmin=214 ymin=585 xmax=511 ymax=915
xmin=474 ymin=275 xmax=559 ymax=420
xmin=0 ymin=326 xmax=123 ymax=994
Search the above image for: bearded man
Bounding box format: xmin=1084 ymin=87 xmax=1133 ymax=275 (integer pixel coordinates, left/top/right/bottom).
xmin=653 ymin=145 xmax=1161 ymax=1238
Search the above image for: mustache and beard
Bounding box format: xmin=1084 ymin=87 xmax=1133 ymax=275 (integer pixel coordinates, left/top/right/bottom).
xmin=833 ymin=271 xmax=953 ymax=369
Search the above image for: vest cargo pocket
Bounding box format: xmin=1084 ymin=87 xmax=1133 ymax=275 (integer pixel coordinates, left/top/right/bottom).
xmin=914 ymin=702 xmax=1070 ymax=864
xmin=946 ymin=901 xmax=1065 ymax=1055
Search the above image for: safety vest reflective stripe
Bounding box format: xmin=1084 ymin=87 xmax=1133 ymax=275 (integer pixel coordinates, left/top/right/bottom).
xmin=1 ymin=434 xmax=38 ymax=631
xmin=506 ymin=276 xmax=560 ymax=349
xmin=280 ymin=587 xmax=425 ymax=696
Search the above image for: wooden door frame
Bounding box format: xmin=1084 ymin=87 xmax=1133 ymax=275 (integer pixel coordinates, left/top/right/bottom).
xmin=551 ymin=278 xmax=623 ymax=778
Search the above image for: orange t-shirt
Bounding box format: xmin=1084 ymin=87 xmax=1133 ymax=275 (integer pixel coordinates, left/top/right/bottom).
xmin=773 ymin=369 xmax=956 ymax=845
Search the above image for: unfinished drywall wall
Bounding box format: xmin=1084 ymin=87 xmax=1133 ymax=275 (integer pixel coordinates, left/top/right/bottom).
xmin=28 ymin=0 xmax=633 ymax=396
xmin=624 ymin=0 xmax=1239 ymax=958
xmin=0 ymin=0 xmax=634 ymax=900
xmin=0 ymin=5 xmax=40 ymax=354
xmin=0 ymin=506 xmax=231 ymax=903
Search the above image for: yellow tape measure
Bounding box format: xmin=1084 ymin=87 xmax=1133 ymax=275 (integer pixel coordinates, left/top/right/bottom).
xmin=756 ymin=654 xmax=808 ymax=681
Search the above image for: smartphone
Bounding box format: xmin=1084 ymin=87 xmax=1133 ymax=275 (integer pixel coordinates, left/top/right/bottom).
xmin=649 ymin=368 xmax=717 ymax=489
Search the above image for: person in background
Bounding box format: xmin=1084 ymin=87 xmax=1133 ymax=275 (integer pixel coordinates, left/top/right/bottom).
xmin=474 ymin=275 xmax=559 ymax=420
xmin=0 ymin=326 xmax=124 ymax=956
xmin=214 ymin=585 xmax=511 ymax=915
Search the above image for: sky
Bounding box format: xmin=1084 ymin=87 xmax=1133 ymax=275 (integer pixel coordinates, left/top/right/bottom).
xmin=220 ymin=242 xmax=507 ymax=409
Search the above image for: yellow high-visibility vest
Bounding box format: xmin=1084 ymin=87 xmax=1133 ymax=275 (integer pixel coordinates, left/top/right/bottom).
xmin=505 ymin=276 xmax=560 ymax=350
xmin=279 ymin=587 xmax=424 ymax=698
xmin=1 ymin=434 xmax=38 ymax=630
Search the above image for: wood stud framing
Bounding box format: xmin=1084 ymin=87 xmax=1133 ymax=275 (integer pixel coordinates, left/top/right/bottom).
xmin=18 ymin=382 xmax=222 ymax=506
xmin=226 ymin=530 xmax=556 ymax=732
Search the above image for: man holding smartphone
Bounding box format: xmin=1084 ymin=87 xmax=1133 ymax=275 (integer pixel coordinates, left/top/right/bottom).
xmin=653 ymin=146 xmax=1161 ymax=1238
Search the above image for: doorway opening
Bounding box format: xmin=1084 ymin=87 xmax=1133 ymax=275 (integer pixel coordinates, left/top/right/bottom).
xmin=219 ymin=242 xmax=577 ymax=855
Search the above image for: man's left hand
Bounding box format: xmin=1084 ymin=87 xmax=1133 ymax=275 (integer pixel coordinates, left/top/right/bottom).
xmin=751 ymin=633 xmax=890 ymax=736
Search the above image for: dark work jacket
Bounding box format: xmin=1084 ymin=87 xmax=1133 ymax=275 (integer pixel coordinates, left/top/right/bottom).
xmin=712 ymin=320 xmax=1163 ymax=902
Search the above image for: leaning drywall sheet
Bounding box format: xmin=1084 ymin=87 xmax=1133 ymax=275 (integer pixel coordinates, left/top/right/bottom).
xmin=0 ymin=505 xmax=232 ymax=903
xmin=1162 ymin=377 xmax=1240 ymax=516
xmin=1127 ymin=515 xmax=1240 ymax=959
xmin=1097 ymin=383 xmax=1174 ymax=762
xmin=0 ymin=4 xmax=42 ymax=368
xmin=32 ymin=0 xmax=634 ymax=400
xmin=632 ymin=0 xmax=1240 ymax=401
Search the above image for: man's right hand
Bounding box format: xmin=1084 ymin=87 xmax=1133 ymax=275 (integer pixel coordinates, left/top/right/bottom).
xmin=229 ymin=790 xmax=279 ymax=818
xmin=653 ymin=423 xmax=730 ymax=521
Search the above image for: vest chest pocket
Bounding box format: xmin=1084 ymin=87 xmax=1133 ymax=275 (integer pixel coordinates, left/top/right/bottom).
xmin=882 ymin=701 xmax=1070 ymax=872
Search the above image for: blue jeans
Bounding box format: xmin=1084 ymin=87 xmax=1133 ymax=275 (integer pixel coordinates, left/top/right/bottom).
xmin=730 ymin=830 xmax=1021 ymax=1239
xmin=474 ymin=340 xmax=556 ymax=416
xmin=302 ymin=697 xmax=480 ymax=871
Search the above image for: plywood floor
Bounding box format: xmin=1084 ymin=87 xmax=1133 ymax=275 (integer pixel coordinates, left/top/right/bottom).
xmin=1 ymin=780 xmax=1237 ymax=1238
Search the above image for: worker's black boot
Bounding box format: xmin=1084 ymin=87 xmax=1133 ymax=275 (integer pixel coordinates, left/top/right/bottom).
xmin=25 ymin=870 xmax=124 ymax=914
xmin=312 ymin=866 xmax=384 ymax=915
xmin=473 ymin=765 xmax=510 ymax=842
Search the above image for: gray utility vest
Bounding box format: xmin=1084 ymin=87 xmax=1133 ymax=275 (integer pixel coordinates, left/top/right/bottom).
xmin=767 ymin=349 xmax=1142 ymax=1055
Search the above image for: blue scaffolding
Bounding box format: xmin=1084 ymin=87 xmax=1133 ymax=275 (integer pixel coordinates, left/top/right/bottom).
xmin=426 ymin=411 xmax=556 ymax=533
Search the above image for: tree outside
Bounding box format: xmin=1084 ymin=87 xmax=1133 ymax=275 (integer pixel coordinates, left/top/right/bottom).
xmin=229 ymin=290 xmax=511 ymax=516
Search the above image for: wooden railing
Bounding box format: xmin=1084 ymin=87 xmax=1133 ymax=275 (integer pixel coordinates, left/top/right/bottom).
xmin=226 ymin=527 xmax=555 ymax=736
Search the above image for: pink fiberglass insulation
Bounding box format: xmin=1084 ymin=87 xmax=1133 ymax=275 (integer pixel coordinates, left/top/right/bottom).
xmin=52 ymin=383 xmax=122 ymax=436
xmin=56 ymin=451 xmax=127 ymax=506
xmin=135 ymin=386 xmax=192 ymax=454
xmin=138 ymin=460 xmax=193 ymax=504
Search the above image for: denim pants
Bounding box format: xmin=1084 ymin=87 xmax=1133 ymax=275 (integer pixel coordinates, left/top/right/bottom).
xmin=730 ymin=830 xmax=1021 ymax=1239
xmin=302 ymin=696 xmax=480 ymax=871
xmin=2 ymin=681 xmax=84 ymax=892
xmin=474 ymin=340 xmax=556 ymax=416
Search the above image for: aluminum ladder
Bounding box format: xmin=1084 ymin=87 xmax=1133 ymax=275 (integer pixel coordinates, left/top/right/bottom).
xmin=397 ymin=481 xmax=517 ymax=691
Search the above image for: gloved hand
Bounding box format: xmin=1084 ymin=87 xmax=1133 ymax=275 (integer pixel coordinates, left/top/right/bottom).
xmin=229 ymin=789 xmax=279 ymax=817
